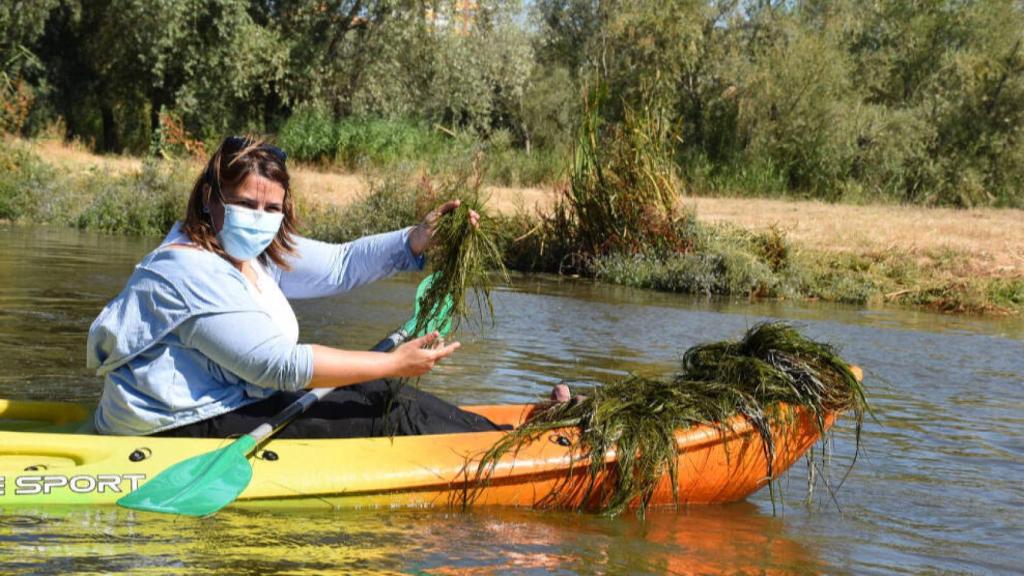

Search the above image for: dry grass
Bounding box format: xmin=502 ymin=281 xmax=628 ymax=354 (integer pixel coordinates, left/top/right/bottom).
xmin=293 ymin=169 xmax=553 ymax=216
xmin=34 ymin=138 xmax=143 ymax=176
xmin=682 ymin=196 xmax=1024 ymax=278
xmin=289 ymin=167 xmax=366 ymax=206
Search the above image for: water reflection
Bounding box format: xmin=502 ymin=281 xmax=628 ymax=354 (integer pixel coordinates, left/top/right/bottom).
xmin=1 ymin=504 xmax=827 ymax=575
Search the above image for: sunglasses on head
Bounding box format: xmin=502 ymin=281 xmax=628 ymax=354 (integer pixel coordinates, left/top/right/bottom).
xmin=224 ymin=135 xmax=287 ymax=163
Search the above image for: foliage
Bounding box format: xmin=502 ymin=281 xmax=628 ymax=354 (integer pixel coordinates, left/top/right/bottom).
xmin=332 ymin=117 xmax=461 ymax=169
xmin=0 ymin=138 xmax=189 ymax=233
xmin=73 ymin=160 xmax=189 ymax=236
xmin=0 ymin=72 xmax=37 ymax=136
xmin=585 ymin=213 xmax=790 ymax=299
xmin=2 ymin=139 xmax=1019 ymax=315
xmin=471 ymin=322 xmax=868 ymax=516
xmin=426 ymin=3 xmax=536 ymax=136
xmin=279 ymin=110 xmax=561 ymax=185
xmin=0 ymin=139 xmax=56 ymax=220
xmin=0 ymin=0 xmax=59 ymax=135
xmin=480 ymin=133 xmax=566 ymax=186
xmin=276 ymin=107 xmax=345 ymax=164
xmin=149 ymin=108 xmax=207 ymax=159
xmin=534 ymin=0 xmax=1024 ymax=207
xmin=4 ymin=0 xmax=1020 ymax=205
xmin=34 ymin=0 xmax=287 ymax=152
xmin=296 ymin=170 xmax=422 ymax=244
xmin=518 ymin=64 xmax=576 ymax=153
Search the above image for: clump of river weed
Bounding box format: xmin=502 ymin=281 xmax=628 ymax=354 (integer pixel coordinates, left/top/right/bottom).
xmin=296 ymin=160 xmax=512 ymax=336
xmin=469 ymin=322 xmax=869 ymax=517
xmin=411 ymin=163 xmax=510 ymax=335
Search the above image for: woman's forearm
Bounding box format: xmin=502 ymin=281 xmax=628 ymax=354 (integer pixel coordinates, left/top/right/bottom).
xmin=307 ymin=333 xmax=460 ymax=389
xmin=306 ymin=344 xmax=398 ymax=388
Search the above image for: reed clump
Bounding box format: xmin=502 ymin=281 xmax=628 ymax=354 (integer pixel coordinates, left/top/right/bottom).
xmin=471 ymin=322 xmax=868 ymax=517
xmin=551 ymin=84 xmax=686 ymax=270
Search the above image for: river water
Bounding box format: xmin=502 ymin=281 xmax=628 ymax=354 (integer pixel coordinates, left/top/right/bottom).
xmin=0 ymin=226 xmax=1021 ymax=575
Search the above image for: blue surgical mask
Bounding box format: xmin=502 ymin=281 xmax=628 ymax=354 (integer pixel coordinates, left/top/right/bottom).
xmin=216 ymin=204 xmax=284 ymax=261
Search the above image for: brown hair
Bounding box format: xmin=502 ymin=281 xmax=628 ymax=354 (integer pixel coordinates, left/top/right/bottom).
xmin=182 ymin=135 xmax=298 ymax=270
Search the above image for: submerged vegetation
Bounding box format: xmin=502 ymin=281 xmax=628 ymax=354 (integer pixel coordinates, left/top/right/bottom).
xmin=471 ymin=322 xmax=868 ymax=517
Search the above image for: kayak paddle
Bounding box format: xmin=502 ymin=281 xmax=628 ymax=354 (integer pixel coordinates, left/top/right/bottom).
xmin=117 ymin=273 xmax=454 ymax=516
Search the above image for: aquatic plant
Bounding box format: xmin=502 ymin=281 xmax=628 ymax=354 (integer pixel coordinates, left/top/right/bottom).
xmin=471 ymin=322 xmax=868 ymax=517
xmin=413 ymin=166 xmax=510 ymax=336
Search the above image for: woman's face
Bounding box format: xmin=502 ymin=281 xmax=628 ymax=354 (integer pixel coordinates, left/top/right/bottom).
xmin=210 ymin=173 xmax=287 ymax=233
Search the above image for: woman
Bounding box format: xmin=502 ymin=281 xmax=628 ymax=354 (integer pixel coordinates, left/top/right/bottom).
xmin=87 ymin=135 xmax=501 ymax=438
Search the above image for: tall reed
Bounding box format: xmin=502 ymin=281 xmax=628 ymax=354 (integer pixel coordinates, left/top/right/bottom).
xmin=555 ymin=83 xmax=684 ymax=266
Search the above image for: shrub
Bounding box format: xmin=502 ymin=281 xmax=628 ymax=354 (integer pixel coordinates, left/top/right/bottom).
xmin=298 ymin=169 xmax=421 ymax=244
xmin=333 ymin=117 xmax=455 ymax=169
xmin=74 ymin=159 xmax=189 ymax=236
xmin=0 ymin=139 xmax=58 ymax=220
xmin=277 ymin=107 xmax=339 ymax=164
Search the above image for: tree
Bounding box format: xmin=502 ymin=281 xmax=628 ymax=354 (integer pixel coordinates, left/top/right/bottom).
xmin=36 ymin=0 xmax=287 ymax=152
xmin=0 ymin=0 xmax=60 ymax=134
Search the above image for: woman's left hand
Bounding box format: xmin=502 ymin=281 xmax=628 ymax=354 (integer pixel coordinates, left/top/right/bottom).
xmin=408 ymin=199 xmax=480 ymax=256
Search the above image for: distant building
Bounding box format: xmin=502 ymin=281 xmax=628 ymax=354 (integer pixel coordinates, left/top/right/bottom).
xmin=425 ymin=0 xmax=479 ymax=34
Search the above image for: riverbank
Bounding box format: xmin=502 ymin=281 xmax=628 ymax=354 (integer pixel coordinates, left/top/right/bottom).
xmin=3 ymin=137 xmax=1022 ymax=314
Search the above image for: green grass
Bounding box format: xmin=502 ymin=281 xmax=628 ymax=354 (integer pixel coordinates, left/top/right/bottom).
xmin=278 ymin=112 xmax=562 ymax=187
xmin=0 ymin=139 xmax=190 ymax=235
xmin=73 ymin=159 xmax=189 ymax=236
xmin=0 ymin=139 xmax=58 ymax=221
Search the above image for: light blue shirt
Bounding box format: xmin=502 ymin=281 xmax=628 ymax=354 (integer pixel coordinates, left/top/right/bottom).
xmin=87 ymin=225 xmax=424 ymax=435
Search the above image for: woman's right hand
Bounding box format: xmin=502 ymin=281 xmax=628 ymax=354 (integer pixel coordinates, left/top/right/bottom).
xmin=389 ymin=332 xmax=460 ymax=377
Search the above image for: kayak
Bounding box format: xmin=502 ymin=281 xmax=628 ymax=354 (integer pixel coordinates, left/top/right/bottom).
xmin=0 ymin=398 xmax=833 ymax=511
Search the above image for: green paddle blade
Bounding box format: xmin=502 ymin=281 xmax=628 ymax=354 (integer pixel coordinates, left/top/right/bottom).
xmin=117 ymin=435 xmax=257 ymax=516
xmin=404 ymin=273 xmax=454 ymax=337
